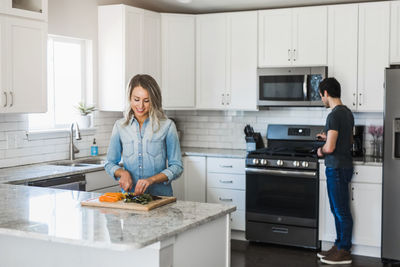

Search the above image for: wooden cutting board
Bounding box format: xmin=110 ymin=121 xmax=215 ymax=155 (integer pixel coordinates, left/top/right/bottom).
xmin=80 ymin=195 xmax=176 ymax=211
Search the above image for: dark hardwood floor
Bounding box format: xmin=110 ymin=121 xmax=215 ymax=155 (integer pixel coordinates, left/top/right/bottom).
xmin=231 ymin=240 xmax=399 ymax=267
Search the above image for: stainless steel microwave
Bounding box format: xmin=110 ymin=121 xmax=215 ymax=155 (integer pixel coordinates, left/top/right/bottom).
xmin=257 ymin=67 xmax=327 ymax=107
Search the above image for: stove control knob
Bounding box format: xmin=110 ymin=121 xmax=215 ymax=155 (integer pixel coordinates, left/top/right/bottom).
xmin=301 ymin=161 xmax=309 ymax=168
xmin=252 ymin=159 xmax=259 ymax=165
xmin=277 ymin=160 xmax=284 ymax=166
xmin=260 ymin=159 xmax=268 ymax=166
xmin=293 ymin=161 xmax=300 ymax=167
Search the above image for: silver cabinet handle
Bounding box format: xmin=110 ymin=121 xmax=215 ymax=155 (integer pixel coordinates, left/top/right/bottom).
xmin=293 ymin=49 xmax=297 ymax=61
xmin=288 ymin=49 xmax=291 ymax=61
xmin=222 ymin=93 xmax=225 ymax=105
xmin=219 ymin=165 xmax=233 ymax=168
xmin=9 ymin=91 xmax=13 ymax=107
xmin=353 ymin=93 xmax=356 ymax=106
xmin=351 ymin=187 xmax=354 ymax=201
xmin=272 ymin=227 xmax=288 ymax=234
xmin=219 ymin=180 xmax=233 ymax=184
xmin=3 ymin=92 xmax=6 ymax=107
xmin=358 ymin=93 xmax=362 ymax=106
xmin=218 ymin=197 xmax=233 ymax=202
xmin=226 ymin=93 xmax=230 ymax=106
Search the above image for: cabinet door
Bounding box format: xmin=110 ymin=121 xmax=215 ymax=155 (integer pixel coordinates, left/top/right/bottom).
xmin=228 ymin=11 xmax=257 ymax=111
xmin=184 ymin=156 xmax=206 ymax=202
xmin=6 ymin=17 xmax=46 ymax=113
xmin=328 ymin=4 xmax=358 ymax=111
xmin=161 ymin=14 xmax=195 ymax=109
xmin=143 ymin=10 xmax=161 ymax=85
xmin=357 ymin=2 xmax=390 ymax=112
xmin=98 ymin=5 xmax=126 ymax=112
xmin=86 ymin=170 xmax=119 ymax=191
xmin=293 ymin=6 xmax=327 ymax=66
xmin=258 ymin=9 xmax=292 ymax=67
xmin=196 ymin=14 xmax=226 ymax=109
xmin=351 ymin=183 xmax=382 ymax=247
xmin=0 ymin=16 xmax=5 ymax=112
xmin=390 ymin=1 xmax=400 ymax=63
xmin=319 ymin=180 xmax=336 ymax=242
xmin=125 ymin=6 xmax=143 ymax=90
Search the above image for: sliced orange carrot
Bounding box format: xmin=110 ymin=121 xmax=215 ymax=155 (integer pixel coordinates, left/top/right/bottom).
xmin=99 ymin=195 xmax=120 ymax=202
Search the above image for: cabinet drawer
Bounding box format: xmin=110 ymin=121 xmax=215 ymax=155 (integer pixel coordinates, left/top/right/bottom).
xmin=207 ymin=173 xmax=245 ymax=190
xmin=207 ymin=188 xmax=245 ymax=210
xmin=207 ymin=157 xmax=245 ymax=174
xmin=86 ymin=171 xmax=119 ymax=191
xmin=353 ymin=165 xmax=382 ymax=183
xmin=231 ymin=209 xmax=245 ymax=231
xmin=319 ymin=164 xmax=382 ymax=184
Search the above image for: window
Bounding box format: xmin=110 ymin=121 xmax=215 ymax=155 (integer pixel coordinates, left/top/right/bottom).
xmin=29 ymin=35 xmax=92 ymax=130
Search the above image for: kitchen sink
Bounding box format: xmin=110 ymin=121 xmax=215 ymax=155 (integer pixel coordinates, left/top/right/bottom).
xmin=50 ymin=162 xmax=94 ymax=167
xmin=75 ymin=159 xmax=106 ymax=165
xmin=49 ymin=158 xmax=106 ymax=167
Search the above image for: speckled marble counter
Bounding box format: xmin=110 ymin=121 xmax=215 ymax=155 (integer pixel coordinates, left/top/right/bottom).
xmin=0 ymin=184 xmax=235 ymax=250
xmin=0 ymin=156 xmax=106 ymax=184
xmin=318 ymin=156 xmax=383 ymax=166
xmin=181 ymin=147 xmax=247 ymax=159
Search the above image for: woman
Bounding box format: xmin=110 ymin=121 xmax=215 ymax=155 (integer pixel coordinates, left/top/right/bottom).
xmin=105 ymin=74 xmax=183 ymax=196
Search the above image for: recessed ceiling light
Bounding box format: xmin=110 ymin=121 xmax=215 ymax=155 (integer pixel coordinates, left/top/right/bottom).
xmin=176 ymin=0 xmax=192 ymax=3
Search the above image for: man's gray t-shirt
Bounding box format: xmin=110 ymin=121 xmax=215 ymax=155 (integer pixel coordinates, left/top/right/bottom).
xmin=324 ymin=105 xmax=354 ymax=168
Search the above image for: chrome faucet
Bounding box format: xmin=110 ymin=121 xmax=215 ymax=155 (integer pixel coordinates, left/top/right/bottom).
xmin=69 ymin=122 xmax=82 ymax=160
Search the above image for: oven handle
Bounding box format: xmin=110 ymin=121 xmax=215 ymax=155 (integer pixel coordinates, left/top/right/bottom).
xmin=245 ymin=167 xmax=317 ymax=178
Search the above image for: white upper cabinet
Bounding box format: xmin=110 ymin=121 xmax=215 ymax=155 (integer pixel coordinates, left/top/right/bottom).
xmin=98 ymin=5 xmax=161 ymax=112
xmin=390 ymin=1 xmax=400 ymax=63
xmin=161 ymin=14 xmax=195 ymax=109
xmin=328 ymin=4 xmax=358 ymax=110
xmin=357 ymin=2 xmax=390 ymax=112
xmin=228 ymin=11 xmax=257 ymax=110
xmin=196 ymin=13 xmax=226 ymax=109
xmin=258 ymin=6 xmax=327 ymax=67
xmin=0 ymin=0 xmax=47 ymax=21
xmin=197 ymin=11 xmax=257 ymax=110
xmin=0 ymin=16 xmax=46 ymax=113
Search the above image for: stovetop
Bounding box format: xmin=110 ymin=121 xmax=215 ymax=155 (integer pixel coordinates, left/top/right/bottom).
xmin=248 ymin=146 xmax=319 ymax=158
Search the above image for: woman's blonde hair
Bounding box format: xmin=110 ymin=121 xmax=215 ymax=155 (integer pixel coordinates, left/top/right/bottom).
xmin=124 ymin=74 xmax=166 ymax=132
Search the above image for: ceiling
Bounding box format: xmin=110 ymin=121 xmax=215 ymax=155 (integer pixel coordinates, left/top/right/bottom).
xmin=122 ymin=0 xmax=386 ymax=13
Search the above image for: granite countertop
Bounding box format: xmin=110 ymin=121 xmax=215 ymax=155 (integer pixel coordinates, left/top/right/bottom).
xmin=0 ymin=184 xmax=235 ymax=250
xmin=0 ymin=156 xmax=107 ymax=185
xmin=318 ymin=156 xmax=383 ymax=166
xmin=181 ymin=147 xmax=247 ymax=159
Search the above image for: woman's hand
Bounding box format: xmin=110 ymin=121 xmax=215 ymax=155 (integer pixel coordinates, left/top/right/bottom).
xmin=118 ymin=170 xmax=133 ymax=192
xmin=134 ymin=177 xmax=154 ymax=195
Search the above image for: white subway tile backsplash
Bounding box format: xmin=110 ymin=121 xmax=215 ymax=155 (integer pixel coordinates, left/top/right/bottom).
xmin=0 ymin=108 xmax=383 ymax=168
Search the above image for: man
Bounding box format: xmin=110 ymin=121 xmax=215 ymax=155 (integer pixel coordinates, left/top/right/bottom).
xmin=316 ymin=77 xmax=354 ymax=265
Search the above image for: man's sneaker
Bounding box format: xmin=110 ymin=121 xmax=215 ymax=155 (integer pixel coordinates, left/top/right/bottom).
xmin=320 ymin=249 xmax=352 ymax=265
xmin=317 ymin=245 xmax=338 ymax=259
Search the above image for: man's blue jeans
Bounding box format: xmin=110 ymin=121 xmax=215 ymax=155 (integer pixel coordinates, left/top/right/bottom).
xmin=325 ymin=167 xmax=354 ymax=251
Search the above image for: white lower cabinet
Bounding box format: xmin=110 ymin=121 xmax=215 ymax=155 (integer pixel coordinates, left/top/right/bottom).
xmin=85 ymin=170 xmax=119 ymax=192
xmin=206 ymin=157 xmax=246 ymax=231
xmin=183 ymin=156 xmax=206 ymax=202
xmin=319 ymin=164 xmax=382 ymax=256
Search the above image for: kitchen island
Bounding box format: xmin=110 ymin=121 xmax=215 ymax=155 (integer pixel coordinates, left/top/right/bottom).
xmin=0 ymin=184 xmax=235 ymax=267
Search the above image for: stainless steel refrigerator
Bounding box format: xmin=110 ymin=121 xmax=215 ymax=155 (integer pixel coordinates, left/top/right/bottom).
xmin=382 ymin=66 xmax=400 ymax=262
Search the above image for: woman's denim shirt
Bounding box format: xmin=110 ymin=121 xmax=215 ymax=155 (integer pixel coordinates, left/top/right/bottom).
xmin=105 ymin=117 xmax=183 ymax=196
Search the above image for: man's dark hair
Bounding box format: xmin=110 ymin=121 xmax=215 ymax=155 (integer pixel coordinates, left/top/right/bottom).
xmin=319 ymin=77 xmax=341 ymax=98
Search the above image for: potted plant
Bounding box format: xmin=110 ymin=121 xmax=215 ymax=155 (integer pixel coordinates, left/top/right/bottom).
xmin=75 ymin=102 xmax=96 ymax=128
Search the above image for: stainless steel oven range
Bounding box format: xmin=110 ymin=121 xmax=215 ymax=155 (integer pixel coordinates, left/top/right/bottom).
xmin=245 ymin=124 xmax=324 ymax=249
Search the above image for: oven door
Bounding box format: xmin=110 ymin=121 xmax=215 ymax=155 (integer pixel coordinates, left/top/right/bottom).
xmin=246 ymin=167 xmax=318 ymax=227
